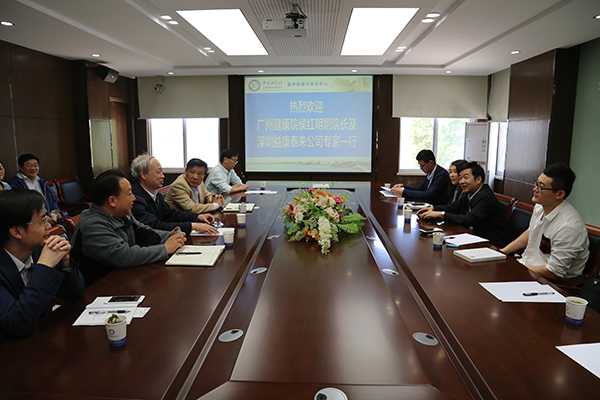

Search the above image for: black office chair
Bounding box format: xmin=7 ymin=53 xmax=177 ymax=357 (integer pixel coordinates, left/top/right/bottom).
xmin=557 ymin=225 xmax=600 ymax=294
xmin=52 ymin=176 xmax=91 ymax=216
xmin=509 ymin=201 xmax=534 ymax=237
xmin=494 ymin=193 xmax=517 ymax=221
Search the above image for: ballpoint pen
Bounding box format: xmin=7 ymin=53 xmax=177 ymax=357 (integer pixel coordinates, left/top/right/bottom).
xmin=523 ymin=292 xmax=555 ymax=296
xmin=89 ymin=310 xmax=131 ymax=314
xmin=177 ymin=252 xmax=203 ymax=255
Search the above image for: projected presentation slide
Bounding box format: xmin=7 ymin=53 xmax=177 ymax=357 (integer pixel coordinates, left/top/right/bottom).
xmin=244 ymin=76 xmax=373 ymax=173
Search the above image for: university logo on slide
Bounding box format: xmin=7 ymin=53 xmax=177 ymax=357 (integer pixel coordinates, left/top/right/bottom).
xmin=248 ymin=79 xmax=261 ymax=92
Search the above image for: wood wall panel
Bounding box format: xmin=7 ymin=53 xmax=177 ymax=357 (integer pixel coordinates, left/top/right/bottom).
xmin=14 ymin=117 xmax=78 ymax=179
xmin=503 ymin=179 xmax=534 ymax=207
xmin=375 ymin=75 xmax=400 ymax=183
xmin=0 ymin=42 xmax=10 ymax=117
xmin=0 ymin=116 xmax=16 ymax=177
xmin=508 ymin=51 xmax=555 ymax=121
xmin=9 ymin=43 xmax=74 ymax=120
xmin=505 ymin=119 xmax=549 ymax=182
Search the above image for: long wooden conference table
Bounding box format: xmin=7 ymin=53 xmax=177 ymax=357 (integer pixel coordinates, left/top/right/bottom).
xmin=1 ymin=181 xmax=599 ymax=400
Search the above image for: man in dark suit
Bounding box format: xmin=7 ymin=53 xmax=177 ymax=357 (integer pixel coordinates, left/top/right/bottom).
xmin=130 ymin=155 xmax=219 ymax=235
xmin=417 ymin=162 xmax=515 ymax=247
xmin=391 ymin=149 xmax=451 ymax=205
xmin=0 ymin=189 xmax=84 ymax=344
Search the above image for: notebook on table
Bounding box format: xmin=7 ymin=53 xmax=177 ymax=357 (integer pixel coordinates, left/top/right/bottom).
xmin=223 ymin=203 xmax=255 ymax=213
xmin=453 ymin=247 xmax=507 ymax=263
xmin=165 ymin=245 xmax=226 ymax=267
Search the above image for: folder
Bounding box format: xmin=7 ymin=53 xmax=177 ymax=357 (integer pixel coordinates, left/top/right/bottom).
xmin=166 ymin=245 xmax=225 ymax=267
xmin=223 ymin=203 xmax=255 ymax=213
xmin=454 ymin=247 xmax=506 ymax=262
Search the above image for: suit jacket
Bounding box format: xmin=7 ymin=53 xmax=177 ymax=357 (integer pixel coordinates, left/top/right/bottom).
xmin=131 ymin=182 xmax=200 ymax=235
xmin=9 ymin=175 xmax=61 ymax=215
xmin=402 ymin=165 xmax=451 ymax=205
xmin=434 ymin=184 xmax=515 ymax=248
xmin=0 ymin=248 xmax=84 ymax=344
xmin=165 ymin=174 xmax=217 ymax=214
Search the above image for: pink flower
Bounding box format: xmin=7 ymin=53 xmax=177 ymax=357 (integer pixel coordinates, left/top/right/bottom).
xmin=334 ymin=195 xmax=343 ymax=205
xmin=308 ymin=187 xmax=315 ymax=193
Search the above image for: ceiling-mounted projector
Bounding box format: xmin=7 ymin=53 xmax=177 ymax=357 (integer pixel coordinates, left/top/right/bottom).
xmin=263 ymin=3 xmax=307 ymax=38
xmin=262 ymin=17 xmax=306 ymax=38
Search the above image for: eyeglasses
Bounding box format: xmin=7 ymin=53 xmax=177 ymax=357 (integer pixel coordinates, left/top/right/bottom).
xmin=533 ymin=179 xmax=561 ymax=192
xmin=230 ymin=158 xmax=239 ymax=164
xmin=27 ymin=216 xmax=50 ymax=225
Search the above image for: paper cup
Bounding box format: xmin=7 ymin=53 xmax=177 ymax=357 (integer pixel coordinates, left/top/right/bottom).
xmin=260 ymin=181 xmax=266 ymax=190
xmin=433 ymin=231 xmax=444 ymax=249
xmin=384 ymin=183 xmax=391 ymax=188
xmin=105 ymin=314 xmax=127 ymax=347
xmin=403 ymin=206 xmax=412 ymax=223
xmin=565 ymin=296 xmax=588 ymax=325
xmin=236 ymin=213 xmax=246 ymax=227
xmin=223 ymin=230 xmax=234 ymax=247
xmin=238 ymin=203 xmax=246 ymax=214
xmin=397 ymin=197 xmax=405 ymax=207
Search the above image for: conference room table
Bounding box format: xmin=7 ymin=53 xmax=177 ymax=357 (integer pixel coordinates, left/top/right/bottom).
xmin=1 ymin=181 xmax=599 ymax=400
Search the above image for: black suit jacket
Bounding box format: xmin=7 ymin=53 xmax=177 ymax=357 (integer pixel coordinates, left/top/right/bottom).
xmin=402 ymin=165 xmax=451 ymax=205
xmin=434 ymin=184 xmax=515 ymax=247
xmin=131 ymin=182 xmax=200 ymax=235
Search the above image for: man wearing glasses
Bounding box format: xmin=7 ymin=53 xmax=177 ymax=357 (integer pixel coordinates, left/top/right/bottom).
xmin=500 ymin=163 xmax=589 ymax=280
xmin=0 ymin=189 xmax=84 ymax=344
xmin=205 ymin=149 xmax=249 ymax=195
xmin=165 ymin=158 xmax=224 ymax=213
xmin=391 ymin=149 xmax=450 ymax=205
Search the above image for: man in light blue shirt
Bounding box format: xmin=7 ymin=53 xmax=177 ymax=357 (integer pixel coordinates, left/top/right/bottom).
xmin=205 ymin=149 xmax=248 ymax=195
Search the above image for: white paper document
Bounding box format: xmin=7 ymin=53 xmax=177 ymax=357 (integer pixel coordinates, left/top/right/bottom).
xmin=479 ymin=281 xmax=565 ymax=303
xmin=191 ymin=227 xmax=235 ymax=236
xmin=245 ymin=190 xmax=278 ymax=195
xmin=380 ymin=186 xmax=392 ymax=191
xmin=557 ymin=342 xmax=600 ymax=379
xmin=379 ymin=190 xmax=398 ymax=198
xmin=72 ymin=295 xmax=145 ymax=326
xmin=223 ymin=203 xmax=255 ymax=212
xmin=444 ymin=233 xmax=489 ymax=246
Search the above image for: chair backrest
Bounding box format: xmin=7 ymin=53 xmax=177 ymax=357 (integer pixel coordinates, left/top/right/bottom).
xmin=48 ymin=223 xmax=68 ymax=239
xmin=55 ymin=176 xmax=85 ymax=203
xmin=558 ymin=224 xmax=600 ymax=288
xmin=63 ymin=214 xmax=81 ymax=238
xmin=157 ymin=184 xmax=171 ymax=198
xmin=509 ymin=201 xmax=534 ymax=237
xmin=494 ymin=193 xmax=517 ymax=221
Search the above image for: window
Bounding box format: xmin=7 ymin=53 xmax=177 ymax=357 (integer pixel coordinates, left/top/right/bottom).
xmin=399 ymin=117 xmax=470 ymax=172
xmin=149 ymin=118 xmax=220 ymax=170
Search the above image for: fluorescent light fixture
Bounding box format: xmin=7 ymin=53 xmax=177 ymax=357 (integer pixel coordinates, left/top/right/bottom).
xmin=421 ymin=18 xmax=435 ymax=23
xmin=341 ymin=7 xmax=419 ymax=56
xmin=168 ymin=20 xmax=179 ymax=25
xmin=426 ymin=12 xmax=440 ymax=18
xmin=511 ymin=50 xmax=520 ymax=54
xmin=258 ymin=70 xmax=264 ymax=73
xmin=595 ymin=14 xmax=600 ymax=20
xmin=445 ymin=70 xmax=452 ymax=74
xmin=168 ymin=71 xmax=175 ymax=75
xmin=160 ymin=15 xmax=172 ymax=20
xmin=1 ymin=21 xmax=14 ymax=27
xmin=91 ymin=53 xmax=101 ymax=57
xmin=177 ymin=9 xmax=267 ymax=56
xmin=351 ymin=69 xmax=358 ymax=73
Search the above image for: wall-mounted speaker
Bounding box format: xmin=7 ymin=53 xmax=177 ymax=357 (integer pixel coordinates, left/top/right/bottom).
xmin=95 ymin=65 xmax=119 ymax=83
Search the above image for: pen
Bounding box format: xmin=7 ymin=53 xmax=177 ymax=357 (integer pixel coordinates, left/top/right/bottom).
xmin=89 ymin=310 xmax=130 ymax=314
xmin=446 ymin=243 xmax=459 ymax=248
xmin=177 ymin=252 xmax=202 ymax=255
xmin=523 ymin=292 xmax=555 ymax=296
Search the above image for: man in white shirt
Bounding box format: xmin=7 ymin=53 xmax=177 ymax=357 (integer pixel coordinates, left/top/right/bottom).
xmin=205 ymin=149 xmax=248 ymax=195
xmin=500 ymin=163 xmax=589 ymax=280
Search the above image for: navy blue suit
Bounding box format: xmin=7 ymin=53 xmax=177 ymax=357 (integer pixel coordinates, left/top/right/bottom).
xmin=0 ymin=248 xmax=84 ymax=344
xmin=131 ymin=182 xmax=200 ymax=235
xmin=402 ymin=165 xmax=451 ymax=205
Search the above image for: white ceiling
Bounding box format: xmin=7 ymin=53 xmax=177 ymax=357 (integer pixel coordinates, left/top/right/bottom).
xmin=1 ymin=0 xmax=599 ymax=78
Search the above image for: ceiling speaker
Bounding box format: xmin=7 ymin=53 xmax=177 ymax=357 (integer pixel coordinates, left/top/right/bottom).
xmin=95 ymin=65 xmax=119 ymax=83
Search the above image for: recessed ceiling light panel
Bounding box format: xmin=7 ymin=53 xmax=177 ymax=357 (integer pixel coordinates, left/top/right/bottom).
xmin=341 ymin=7 xmax=419 ymax=56
xmin=511 ymin=50 xmax=521 ymax=54
xmin=1 ymin=21 xmax=14 ymax=27
xmin=178 ymin=9 xmax=267 ymax=56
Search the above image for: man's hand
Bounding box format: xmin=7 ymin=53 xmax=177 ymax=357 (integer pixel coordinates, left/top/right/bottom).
xmin=198 ymin=214 xmax=215 ymax=224
xmin=391 ymin=184 xmax=404 ymax=197
xmin=416 ymin=206 xmax=434 ymax=217
xmin=38 ymin=235 xmax=71 ymax=268
xmin=212 ymin=194 xmax=224 ymax=206
xmin=191 ymin=222 xmax=219 ymax=235
xmin=231 ymin=183 xmax=249 ymax=193
xmin=164 ymin=234 xmax=185 ymax=254
xmin=418 ymin=209 xmax=443 ymax=220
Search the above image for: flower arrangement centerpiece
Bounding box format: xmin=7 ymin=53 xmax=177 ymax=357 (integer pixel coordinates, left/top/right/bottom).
xmin=281 ymin=187 xmax=365 ymax=255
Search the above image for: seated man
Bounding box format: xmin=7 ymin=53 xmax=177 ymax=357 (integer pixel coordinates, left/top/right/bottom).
xmin=0 ymin=189 xmax=84 ymax=344
xmin=165 ymin=158 xmax=224 ymax=214
xmin=418 ymin=162 xmax=515 ymax=247
xmin=9 ymin=153 xmax=64 ymax=224
xmin=499 ymin=163 xmax=588 ymax=280
xmin=70 ymin=170 xmax=185 ymax=287
xmin=130 ymin=155 xmax=219 ymax=235
xmin=205 ymin=149 xmax=249 ymax=195
xmin=391 ymin=149 xmax=450 ymax=205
